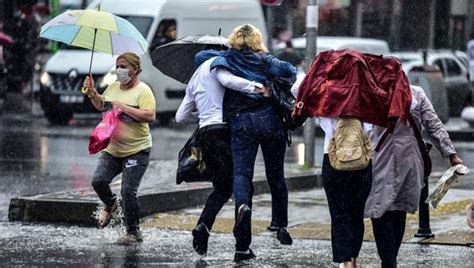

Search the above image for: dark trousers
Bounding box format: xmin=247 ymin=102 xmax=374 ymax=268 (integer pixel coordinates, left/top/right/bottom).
xmin=322 ymin=154 xmax=372 ymax=263
xmin=91 ymin=149 xmax=150 ymax=233
xmin=229 ymin=106 xmax=288 ymax=251
xmin=196 ymin=124 xmax=233 ymax=230
xmin=371 ymin=211 xmax=407 ymax=268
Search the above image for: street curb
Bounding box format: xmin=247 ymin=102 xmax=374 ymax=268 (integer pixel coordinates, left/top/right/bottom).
xmin=8 ymin=173 xmax=322 ymax=226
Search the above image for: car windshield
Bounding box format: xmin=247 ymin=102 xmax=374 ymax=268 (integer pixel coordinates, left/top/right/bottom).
xmin=117 ymin=15 xmax=153 ymax=38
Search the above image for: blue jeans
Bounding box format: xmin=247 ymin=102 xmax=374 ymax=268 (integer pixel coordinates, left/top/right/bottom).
xmin=229 ymin=105 xmax=288 ymax=251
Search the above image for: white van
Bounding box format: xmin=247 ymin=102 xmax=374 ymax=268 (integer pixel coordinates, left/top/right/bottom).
xmin=275 ymin=36 xmax=390 ymax=57
xmin=39 ymin=0 xmax=267 ymax=124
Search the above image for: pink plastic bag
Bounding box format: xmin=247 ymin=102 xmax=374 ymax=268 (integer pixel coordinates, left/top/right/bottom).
xmin=88 ymin=109 xmax=120 ymax=154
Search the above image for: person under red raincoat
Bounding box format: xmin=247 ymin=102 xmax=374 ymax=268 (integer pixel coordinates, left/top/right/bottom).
xmin=293 ymin=49 xmax=412 ymax=129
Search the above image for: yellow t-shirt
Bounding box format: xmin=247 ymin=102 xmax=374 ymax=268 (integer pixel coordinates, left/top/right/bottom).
xmin=102 ymin=81 xmax=156 ymax=157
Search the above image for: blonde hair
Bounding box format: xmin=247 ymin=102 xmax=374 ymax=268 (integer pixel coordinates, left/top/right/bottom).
xmin=117 ymin=52 xmax=142 ymax=73
xmin=228 ymin=24 xmax=268 ymax=53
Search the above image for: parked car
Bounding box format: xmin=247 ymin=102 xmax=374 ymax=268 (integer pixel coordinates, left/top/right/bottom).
xmin=389 ymin=50 xmax=471 ymax=117
xmin=454 ymin=50 xmax=469 ymax=69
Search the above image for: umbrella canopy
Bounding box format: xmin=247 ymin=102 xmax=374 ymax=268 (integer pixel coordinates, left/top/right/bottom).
xmin=40 ymin=9 xmax=148 ymax=55
xmin=151 ymin=35 xmax=228 ymax=84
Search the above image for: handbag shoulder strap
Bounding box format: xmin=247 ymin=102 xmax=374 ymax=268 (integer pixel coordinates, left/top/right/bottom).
xmin=374 ymin=114 xmax=429 ymax=153
xmin=374 ymin=128 xmax=390 ymax=152
xmin=407 ymin=114 xmax=428 ymax=151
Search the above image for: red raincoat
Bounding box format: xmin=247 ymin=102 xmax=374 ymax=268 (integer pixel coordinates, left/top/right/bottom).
xmin=294 ymin=49 xmax=412 ymax=127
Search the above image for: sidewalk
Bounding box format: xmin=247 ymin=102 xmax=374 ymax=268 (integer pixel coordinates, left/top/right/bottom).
xmin=142 ymin=179 xmax=474 ymax=247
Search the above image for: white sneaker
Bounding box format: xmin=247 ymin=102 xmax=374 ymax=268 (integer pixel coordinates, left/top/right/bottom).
xmin=97 ymin=200 xmax=118 ymax=228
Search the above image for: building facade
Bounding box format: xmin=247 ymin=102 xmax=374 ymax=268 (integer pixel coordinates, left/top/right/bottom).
xmin=267 ymin=0 xmax=474 ymax=52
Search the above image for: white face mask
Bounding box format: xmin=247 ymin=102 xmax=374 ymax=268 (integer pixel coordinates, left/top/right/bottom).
xmin=115 ymin=67 xmax=132 ymax=84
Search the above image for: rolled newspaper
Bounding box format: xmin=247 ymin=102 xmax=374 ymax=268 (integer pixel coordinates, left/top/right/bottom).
xmin=426 ymin=164 xmax=470 ymax=209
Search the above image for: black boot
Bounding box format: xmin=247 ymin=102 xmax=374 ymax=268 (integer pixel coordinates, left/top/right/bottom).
xmin=192 ymin=223 xmax=210 ymax=255
xmin=234 ymin=248 xmax=256 ymax=263
xmin=277 ymin=227 xmax=293 ymax=245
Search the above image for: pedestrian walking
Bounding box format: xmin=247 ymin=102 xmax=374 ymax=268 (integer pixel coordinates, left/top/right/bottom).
xmin=83 ymin=52 xmax=156 ymax=245
xmin=175 ymin=48 xmax=266 ymax=256
xmin=207 ymin=24 xmax=296 ymax=262
xmin=291 ymin=78 xmax=373 ymax=268
xmin=365 ymin=85 xmax=464 ymax=268
xmin=321 ymin=119 xmax=373 ymax=268
xmin=291 ymin=50 xmax=414 ymax=268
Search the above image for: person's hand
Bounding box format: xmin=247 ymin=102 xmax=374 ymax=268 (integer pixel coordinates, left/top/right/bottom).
xmin=449 ymin=153 xmax=464 ymax=166
xmin=112 ymin=101 xmax=128 ymax=112
xmin=255 ymin=85 xmax=270 ymax=97
xmin=83 ymin=75 xmax=97 ymax=97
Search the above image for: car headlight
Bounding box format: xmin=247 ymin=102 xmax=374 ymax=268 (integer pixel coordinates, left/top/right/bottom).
xmin=40 ymin=71 xmax=50 ymax=86
xmin=99 ymin=70 xmax=117 ymax=88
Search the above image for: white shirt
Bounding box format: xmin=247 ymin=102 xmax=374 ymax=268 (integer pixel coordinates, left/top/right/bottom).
xmin=175 ymin=57 xmax=263 ymax=128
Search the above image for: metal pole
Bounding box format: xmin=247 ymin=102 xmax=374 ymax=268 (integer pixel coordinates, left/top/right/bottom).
xmin=427 ymin=0 xmax=436 ymax=49
xmin=266 ymin=6 xmax=275 ymax=52
xmin=415 ymin=50 xmax=434 ymax=238
xmin=354 ymin=1 xmax=363 ymax=37
xmin=415 ymin=175 xmax=434 ymax=238
xmin=303 ymin=0 xmax=318 ymax=167
xmin=50 ymin=0 xmax=60 ymax=53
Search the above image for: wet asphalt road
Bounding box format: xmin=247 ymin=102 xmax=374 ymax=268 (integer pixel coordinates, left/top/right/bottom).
xmin=0 ymin=115 xmax=320 ymax=221
xmin=0 ymin=114 xmax=473 ymax=266
xmin=1 ymin=221 xmax=473 ymax=267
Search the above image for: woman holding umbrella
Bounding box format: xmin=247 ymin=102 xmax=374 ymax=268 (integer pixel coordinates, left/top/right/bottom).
xmin=83 ymin=52 xmax=156 ymax=245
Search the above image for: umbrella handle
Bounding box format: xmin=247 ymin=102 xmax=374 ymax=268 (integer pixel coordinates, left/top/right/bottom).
xmin=83 ymin=29 xmax=98 ymax=94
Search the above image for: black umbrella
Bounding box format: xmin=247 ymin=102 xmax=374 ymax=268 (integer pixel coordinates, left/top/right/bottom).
xmin=151 ymin=35 xmax=229 ymax=84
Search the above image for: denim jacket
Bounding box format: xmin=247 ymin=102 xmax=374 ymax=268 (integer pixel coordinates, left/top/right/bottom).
xmin=195 ymin=48 xmax=296 ymax=120
xmin=195 ymin=48 xmax=296 ymax=83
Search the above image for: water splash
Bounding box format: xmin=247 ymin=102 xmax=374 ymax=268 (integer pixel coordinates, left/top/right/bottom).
xmin=91 ymin=202 xmax=125 ymax=229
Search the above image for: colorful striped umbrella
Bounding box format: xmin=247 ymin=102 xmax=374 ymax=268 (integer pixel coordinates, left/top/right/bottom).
xmin=40 ymin=8 xmax=148 ymax=92
xmin=40 ymin=9 xmax=148 ymax=55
